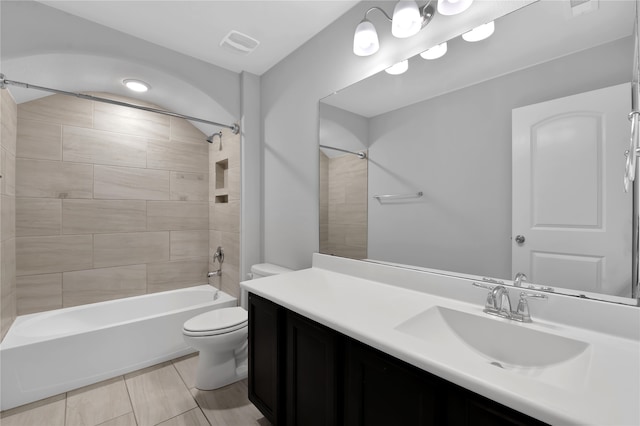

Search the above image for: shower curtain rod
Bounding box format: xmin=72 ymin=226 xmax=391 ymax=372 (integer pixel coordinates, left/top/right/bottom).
xmin=319 ymin=144 xmax=367 ymax=159
xmin=0 ymin=74 xmax=239 ymax=135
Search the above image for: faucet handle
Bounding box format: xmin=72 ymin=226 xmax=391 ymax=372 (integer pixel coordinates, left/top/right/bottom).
xmin=515 ymin=292 xmax=547 ymax=323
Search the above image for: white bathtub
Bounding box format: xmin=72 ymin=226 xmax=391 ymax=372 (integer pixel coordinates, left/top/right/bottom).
xmin=0 ymin=285 xmax=235 ymax=411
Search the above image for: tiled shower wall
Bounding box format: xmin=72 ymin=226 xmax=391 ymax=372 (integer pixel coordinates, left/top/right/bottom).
xmin=319 ymin=151 xmax=367 ymax=260
xmin=14 ymin=93 xmax=215 ymax=315
xmin=1 ymin=89 xmax=17 ymax=339
xmin=208 ymin=130 xmax=241 ymax=301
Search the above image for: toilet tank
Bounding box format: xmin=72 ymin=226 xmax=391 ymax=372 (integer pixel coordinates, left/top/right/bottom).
xmin=250 ymin=263 xmax=293 ymax=279
xmin=241 ymin=263 xmax=293 ymax=309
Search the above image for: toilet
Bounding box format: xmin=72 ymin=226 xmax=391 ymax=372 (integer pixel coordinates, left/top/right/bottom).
xmin=182 ymin=263 xmax=292 ymax=390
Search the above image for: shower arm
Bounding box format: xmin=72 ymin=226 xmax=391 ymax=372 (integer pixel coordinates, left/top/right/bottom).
xmin=0 ymin=74 xmax=240 ymax=135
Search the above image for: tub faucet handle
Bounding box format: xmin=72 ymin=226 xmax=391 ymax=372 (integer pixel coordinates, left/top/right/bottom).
xmin=213 ymin=246 xmax=224 ymax=264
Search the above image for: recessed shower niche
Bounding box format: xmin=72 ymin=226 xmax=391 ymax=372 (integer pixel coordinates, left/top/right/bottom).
xmin=215 ymin=158 xmax=229 ymax=204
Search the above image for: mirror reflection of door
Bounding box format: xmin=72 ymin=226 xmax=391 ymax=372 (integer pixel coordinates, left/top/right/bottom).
xmin=512 ymin=83 xmax=632 ymax=296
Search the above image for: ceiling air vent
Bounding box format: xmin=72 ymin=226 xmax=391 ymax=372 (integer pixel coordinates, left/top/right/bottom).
xmin=219 ymin=30 xmax=260 ymax=55
xmin=568 ymin=0 xmax=599 ymax=17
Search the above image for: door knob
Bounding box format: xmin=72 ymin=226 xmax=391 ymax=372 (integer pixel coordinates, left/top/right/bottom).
xmin=515 ymin=235 xmax=525 ymax=244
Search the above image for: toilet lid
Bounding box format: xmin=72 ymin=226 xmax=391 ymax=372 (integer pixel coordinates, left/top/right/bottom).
xmin=183 ymin=307 xmax=248 ymax=334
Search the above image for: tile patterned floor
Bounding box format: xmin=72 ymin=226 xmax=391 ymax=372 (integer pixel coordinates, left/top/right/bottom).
xmin=0 ymin=354 xmax=270 ymax=426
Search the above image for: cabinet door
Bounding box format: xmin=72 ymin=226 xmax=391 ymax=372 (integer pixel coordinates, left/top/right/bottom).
xmin=344 ymin=339 xmax=439 ymax=426
xmin=286 ymin=311 xmax=340 ymax=426
xmin=248 ymin=293 xmax=283 ymax=425
xmin=445 ymin=386 xmax=548 ymax=426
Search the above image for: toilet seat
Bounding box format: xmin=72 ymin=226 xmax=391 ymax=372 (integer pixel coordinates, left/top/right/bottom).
xmin=183 ymin=307 xmax=248 ymax=337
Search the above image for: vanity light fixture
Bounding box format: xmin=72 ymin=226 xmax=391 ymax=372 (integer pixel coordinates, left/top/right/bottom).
xmin=420 ymin=42 xmax=447 ymax=60
xmin=462 ymin=21 xmax=495 ymax=42
xmin=122 ymin=79 xmax=150 ymax=93
xmin=385 ymin=60 xmax=409 ymax=75
xmin=437 ymin=0 xmax=474 ymax=16
xmin=353 ymin=0 xmax=435 ymax=56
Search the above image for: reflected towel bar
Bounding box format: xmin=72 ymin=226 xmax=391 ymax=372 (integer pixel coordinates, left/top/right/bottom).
xmin=373 ymin=191 xmax=423 ymax=201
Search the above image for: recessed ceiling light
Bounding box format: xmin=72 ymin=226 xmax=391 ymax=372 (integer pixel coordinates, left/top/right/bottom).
xmin=123 ymin=79 xmax=150 ymax=92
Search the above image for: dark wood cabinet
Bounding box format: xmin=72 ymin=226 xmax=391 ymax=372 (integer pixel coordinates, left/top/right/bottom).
xmin=286 ymin=311 xmax=340 ymax=426
xmin=248 ymin=293 xmax=283 ymax=425
xmin=248 ymin=292 xmax=548 ymax=426
xmin=344 ymin=339 xmax=439 ymax=426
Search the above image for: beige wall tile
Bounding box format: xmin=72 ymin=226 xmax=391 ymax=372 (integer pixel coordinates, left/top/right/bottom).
xmin=0 ymin=393 xmax=66 ymax=426
xmin=66 ymin=376 xmax=133 ymax=426
xmin=1 ymin=238 xmax=16 ymax=339
xmin=1 ymin=88 xmax=17 ymax=155
xmin=16 ymin=198 xmax=61 ymax=237
xmin=16 ymin=119 xmax=62 ymax=161
xmin=147 ymin=201 xmax=208 ymax=231
xmin=1 ymin=194 xmax=15 ymax=241
xmin=94 ymin=165 xmax=170 ymax=200
xmin=211 ymin=199 xmax=239 ymax=233
xmin=93 ymin=101 xmax=169 ymax=140
xmin=63 ymin=126 xmax=147 ymax=168
xmin=148 ymin=138 xmax=208 ymax=173
xmin=170 ymin=171 xmax=208 ymax=201
xmin=147 ymin=257 xmax=208 ymax=293
xmin=63 ymin=264 xmax=147 ymax=307
xmin=170 ymin=117 xmax=206 ymax=143
xmin=16 ymin=273 xmax=62 ymax=315
xmin=63 ymin=200 xmax=147 ymax=234
xmin=16 ymin=235 xmax=93 ymax=275
xmin=16 ymin=158 xmax=93 ymax=199
xmin=94 ymin=231 xmax=169 ymax=268
xmin=1 ymin=148 xmax=16 ymax=196
xmin=125 ymin=362 xmax=197 ymax=426
xmin=18 ymin=94 xmax=92 ymax=128
xmin=170 ymin=230 xmax=208 ymax=260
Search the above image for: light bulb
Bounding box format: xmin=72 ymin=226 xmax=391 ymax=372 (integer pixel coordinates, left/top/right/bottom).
xmin=385 ymin=60 xmax=409 ymax=75
xmin=392 ymin=1 xmax=422 ymax=38
xmin=462 ymin=21 xmax=495 ymax=42
xmin=353 ymin=19 xmax=380 ymax=56
xmin=437 ymin=0 xmax=473 ymax=16
xmin=420 ymin=42 xmax=447 ymax=60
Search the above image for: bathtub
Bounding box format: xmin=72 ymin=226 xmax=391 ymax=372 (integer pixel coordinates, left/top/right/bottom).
xmin=0 ymin=285 xmax=235 ymax=411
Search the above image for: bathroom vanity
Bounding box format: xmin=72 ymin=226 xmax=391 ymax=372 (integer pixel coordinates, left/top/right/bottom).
xmin=241 ymin=254 xmax=640 ymax=426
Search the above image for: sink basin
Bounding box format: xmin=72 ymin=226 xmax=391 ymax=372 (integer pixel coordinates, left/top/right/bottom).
xmin=395 ymin=306 xmax=590 ymax=369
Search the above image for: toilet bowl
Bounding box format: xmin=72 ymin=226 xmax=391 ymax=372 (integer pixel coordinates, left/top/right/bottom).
xmin=182 ymin=307 xmax=248 ymax=390
xmin=182 ymin=263 xmax=292 ymax=390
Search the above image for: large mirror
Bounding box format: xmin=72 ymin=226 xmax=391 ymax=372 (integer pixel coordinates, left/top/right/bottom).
xmin=319 ymin=0 xmax=638 ymax=304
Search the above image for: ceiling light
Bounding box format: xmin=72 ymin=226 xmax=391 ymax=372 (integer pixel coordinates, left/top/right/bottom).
xmin=385 ymin=60 xmax=409 ymax=75
xmin=352 ymin=2 xmax=436 ymax=56
xmin=353 ymin=19 xmax=380 ymax=56
xmin=123 ymin=79 xmax=150 ymax=93
xmin=462 ymin=21 xmax=495 ymax=42
xmin=437 ymin=0 xmax=474 ymax=16
xmin=392 ymin=1 xmax=422 ymax=38
xmin=420 ymin=42 xmax=447 ymax=60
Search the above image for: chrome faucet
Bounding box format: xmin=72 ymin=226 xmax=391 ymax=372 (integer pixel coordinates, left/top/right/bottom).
xmin=513 ymin=272 xmax=527 ymax=287
xmin=473 ymin=282 xmax=547 ymax=323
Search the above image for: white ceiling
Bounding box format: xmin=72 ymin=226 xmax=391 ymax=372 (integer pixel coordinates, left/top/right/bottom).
xmin=37 ymin=0 xmax=360 ymax=76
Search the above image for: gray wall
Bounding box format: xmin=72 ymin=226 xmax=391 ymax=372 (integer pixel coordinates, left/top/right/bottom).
xmin=260 ymin=0 xmax=527 ymax=270
xmin=367 ymin=37 xmax=631 ymax=278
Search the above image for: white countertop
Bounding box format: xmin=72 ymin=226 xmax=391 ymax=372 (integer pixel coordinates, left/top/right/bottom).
xmin=241 ymin=254 xmax=640 ymax=426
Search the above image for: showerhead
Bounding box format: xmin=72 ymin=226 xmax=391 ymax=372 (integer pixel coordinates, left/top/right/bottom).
xmin=207 ymin=131 xmax=222 ymax=144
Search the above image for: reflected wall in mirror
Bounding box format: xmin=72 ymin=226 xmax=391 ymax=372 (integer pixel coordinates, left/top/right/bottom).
xmin=319 ymin=0 xmax=637 ymax=303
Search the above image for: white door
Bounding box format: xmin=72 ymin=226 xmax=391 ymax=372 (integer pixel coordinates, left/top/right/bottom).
xmin=512 ymin=83 xmax=632 ymax=297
